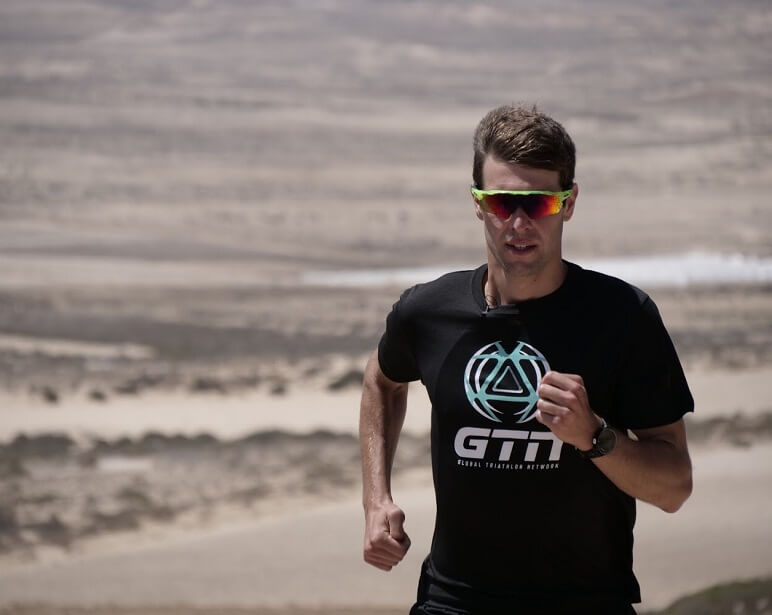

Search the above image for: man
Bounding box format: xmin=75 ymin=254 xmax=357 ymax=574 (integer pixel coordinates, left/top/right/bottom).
xmin=359 ymin=104 xmax=693 ymax=615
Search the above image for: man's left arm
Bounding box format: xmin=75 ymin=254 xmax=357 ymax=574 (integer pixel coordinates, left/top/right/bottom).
xmin=537 ymin=371 xmax=693 ymax=513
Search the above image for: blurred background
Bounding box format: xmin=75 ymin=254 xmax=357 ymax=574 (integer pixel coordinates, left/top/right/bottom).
xmin=0 ymin=1 xmax=770 ymax=614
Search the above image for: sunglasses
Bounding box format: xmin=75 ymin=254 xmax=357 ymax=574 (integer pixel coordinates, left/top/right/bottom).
xmin=470 ymin=186 xmax=573 ymax=219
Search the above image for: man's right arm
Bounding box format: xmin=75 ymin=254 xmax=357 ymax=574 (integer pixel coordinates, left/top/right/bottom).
xmin=360 ymin=348 xmax=411 ymax=571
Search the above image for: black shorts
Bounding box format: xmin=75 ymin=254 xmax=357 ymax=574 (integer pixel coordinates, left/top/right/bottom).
xmin=410 ymin=557 xmax=637 ymax=615
xmin=409 ymin=604 xmax=636 ymax=615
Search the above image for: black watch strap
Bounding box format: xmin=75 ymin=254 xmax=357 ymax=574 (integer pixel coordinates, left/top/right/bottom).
xmin=575 ymin=418 xmax=617 ymax=460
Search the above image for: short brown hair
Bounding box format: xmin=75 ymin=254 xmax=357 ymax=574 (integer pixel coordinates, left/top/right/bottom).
xmin=472 ymin=104 xmax=576 ymax=190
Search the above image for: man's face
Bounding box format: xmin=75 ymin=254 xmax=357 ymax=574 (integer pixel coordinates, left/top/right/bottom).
xmin=475 ymin=155 xmax=577 ymax=278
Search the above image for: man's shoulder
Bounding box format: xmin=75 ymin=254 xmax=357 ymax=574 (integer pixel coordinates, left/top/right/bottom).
xmin=568 ymin=261 xmax=651 ymax=309
xmin=396 ymin=266 xmax=482 ymax=313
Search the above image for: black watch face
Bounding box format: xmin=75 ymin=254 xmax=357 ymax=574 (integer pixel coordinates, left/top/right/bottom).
xmin=597 ymin=427 xmax=617 ymax=453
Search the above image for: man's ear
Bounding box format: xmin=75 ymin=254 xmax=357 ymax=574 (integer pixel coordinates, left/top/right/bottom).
xmin=562 ymin=183 xmax=578 ymax=221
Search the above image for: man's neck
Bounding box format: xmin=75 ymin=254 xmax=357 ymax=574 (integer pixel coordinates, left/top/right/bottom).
xmin=485 ymin=259 xmax=567 ymax=306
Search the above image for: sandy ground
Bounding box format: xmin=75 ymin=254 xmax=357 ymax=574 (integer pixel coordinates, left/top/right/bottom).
xmin=0 ymin=444 xmax=770 ymax=613
xmin=1 ymin=365 xmax=771 ymax=441
xmin=0 ymin=377 xmax=770 ymax=613
xmin=1 ymin=0 xmax=771 ymax=613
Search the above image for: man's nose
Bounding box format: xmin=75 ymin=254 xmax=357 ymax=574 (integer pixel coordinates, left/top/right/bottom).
xmin=510 ymin=208 xmax=533 ymax=230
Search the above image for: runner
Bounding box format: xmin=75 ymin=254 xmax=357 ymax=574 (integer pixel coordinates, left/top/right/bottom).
xmin=359 ymin=104 xmax=694 ymax=615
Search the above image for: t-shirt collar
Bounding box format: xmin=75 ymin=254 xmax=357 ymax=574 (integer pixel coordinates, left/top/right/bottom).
xmin=471 ymin=260 xmax=580 ymax=313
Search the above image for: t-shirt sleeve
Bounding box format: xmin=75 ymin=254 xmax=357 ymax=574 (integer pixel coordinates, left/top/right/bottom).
xmin=614 ymin=296 xmax=694 ymax=430
xmin=377 ymin=288 xmax=421 ymax=383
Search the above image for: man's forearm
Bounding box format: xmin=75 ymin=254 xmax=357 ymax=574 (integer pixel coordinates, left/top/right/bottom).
xmin=536 ymin=372 xmax=692 ymax=513
xmin=359 ymin=351 xmax=409 ymax=508
xmin=594 ymin=427 xmax=692 ymax=513
xmin=359 ymin=352 xmax=413 ymax=570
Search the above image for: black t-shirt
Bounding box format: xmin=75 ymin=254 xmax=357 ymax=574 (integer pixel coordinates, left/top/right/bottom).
xmin=378 ymin=262 xmax=694 ymax=613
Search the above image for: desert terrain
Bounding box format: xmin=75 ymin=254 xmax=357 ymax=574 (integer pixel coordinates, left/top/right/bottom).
xmin=0 ymin=0 xmax=771 ymax=613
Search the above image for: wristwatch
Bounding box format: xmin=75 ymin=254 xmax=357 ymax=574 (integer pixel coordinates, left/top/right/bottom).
xmin=575 ymin=418 xmax=617 ymax=459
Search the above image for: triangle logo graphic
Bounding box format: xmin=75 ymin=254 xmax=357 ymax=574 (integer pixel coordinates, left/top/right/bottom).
xmin=491 ymin=365 xmax=524 ymax=395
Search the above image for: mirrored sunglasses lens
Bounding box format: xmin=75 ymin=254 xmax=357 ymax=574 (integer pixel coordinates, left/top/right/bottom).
xmin=482 ymin=194 xmax=560 ymax=219
xmin=526 ymin=194 xmax=560 ymax=218
xmin=481 ymin=194 xmax=514 ymax=218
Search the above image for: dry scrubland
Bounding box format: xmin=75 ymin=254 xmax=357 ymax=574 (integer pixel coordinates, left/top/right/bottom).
xmin=0 ymin=0 xmax=771 ymax=613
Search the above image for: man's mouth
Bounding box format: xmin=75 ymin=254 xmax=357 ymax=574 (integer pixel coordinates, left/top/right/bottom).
xmin=507 ymin=242 xmax=536 ymax=252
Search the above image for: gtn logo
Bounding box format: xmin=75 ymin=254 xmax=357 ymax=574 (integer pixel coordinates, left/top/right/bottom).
xmin=463 ymin=340 xmax=550 ymax=424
